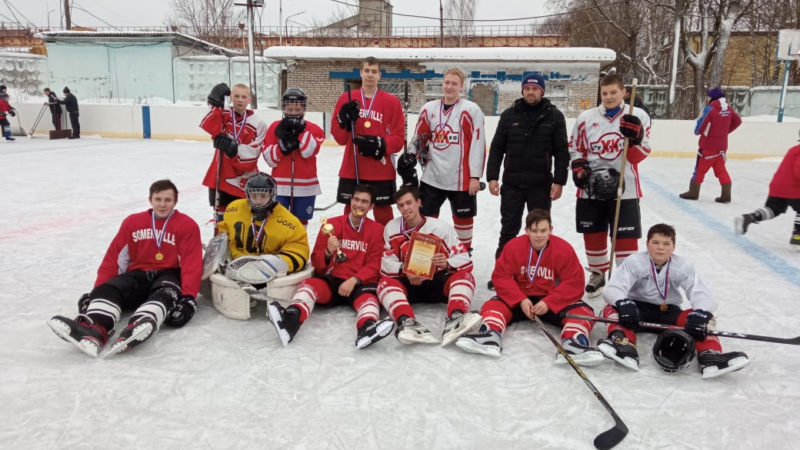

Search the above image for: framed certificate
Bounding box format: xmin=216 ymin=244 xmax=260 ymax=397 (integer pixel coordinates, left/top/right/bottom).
xmin=403 ymin=231 xmax=442 ymax=280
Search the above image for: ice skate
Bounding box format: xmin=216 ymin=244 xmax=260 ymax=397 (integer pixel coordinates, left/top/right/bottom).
xmin=267 ymin=302 xmax=301 ymax=347
xmin=48 ymin=314 xmax=109 ymax=358
xmin=734 ymin=213 xmax=757 ymax=235
xmin=441 ymin=310 xmax=482 ymax=346
xmin=455 ymin=326 xmax=502 ymax=358
xmin=585 ymin=269 xmax=606 ymax=298
xmin=790 ymin=234 xmax=800 ymax=246
xmin=699 ymin=350 xmax=750 ymax=379
xmin=395 ymin=317 xmax=439 ymax=345
xmin=556 ymin=335 xmax=605 ymax=367
xmin=355 ymin=318 xmax=394 ymax=349
xmin=103 ymin=317 xmax=156 ymax=358
xmin=597 ymin=332 xmax=639 ymax=371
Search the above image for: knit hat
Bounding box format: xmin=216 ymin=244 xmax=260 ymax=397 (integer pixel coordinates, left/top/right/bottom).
xmin=63 ymin=86 xmax=70 ymax=94
xmin=521 ymin=73 xmax=545 ymax=95
xmin=707 ymin=87 xmax=724 ymax=100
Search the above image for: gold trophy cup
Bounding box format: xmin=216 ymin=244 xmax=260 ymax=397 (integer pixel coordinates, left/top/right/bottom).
xmin=320 ymin=217 xmax=347 ymax=263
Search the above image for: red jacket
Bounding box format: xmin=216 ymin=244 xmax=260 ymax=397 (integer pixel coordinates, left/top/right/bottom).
xmin=491 ymin=234 xmax=585 ymax=313
xmin=769 ymin=144 xmax=800 ymax=199
xmin=262 ymin=120 xmax=325 ymax=197
xmin=310 ymin=215 xmax=385 ymax=284
xmin=95 ymin=210 xmax=203 ymax=297
xmin=0 ymin=97 xmax=13 ymax=119
xmin=694 ymin=98 xmax=742 ymax=155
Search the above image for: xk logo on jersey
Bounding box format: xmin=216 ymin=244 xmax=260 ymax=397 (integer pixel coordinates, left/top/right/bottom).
xmin=431 ymin=124 xmax=460 ymax=150
xmin=589 ymin=131 xmax=625 ymax=160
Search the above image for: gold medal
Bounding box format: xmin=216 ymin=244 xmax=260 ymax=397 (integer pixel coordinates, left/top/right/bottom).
xmin=155 ymin=252 xmax=164 ymax=261
xmin=660 ymin=304 xmax=668 ymax=312
xmin=364 ymin=120 xmax=371 ymax=129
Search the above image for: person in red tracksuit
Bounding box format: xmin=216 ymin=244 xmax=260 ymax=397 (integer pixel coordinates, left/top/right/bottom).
xmin=331 ymin=56 xmax=405 ymax=226
xmin=680 ymin=87 xmax=742 ymax=203
xmin=266 ymin=184 xmax=393 ymax=349
xmin=456 ymin=209 xmax=603 ymax=366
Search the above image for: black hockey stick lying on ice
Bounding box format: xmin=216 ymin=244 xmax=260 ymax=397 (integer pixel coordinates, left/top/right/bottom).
xmin=314 ymin=200 xmax=339 ymax=212
xmin=565 ymin=313 xmax=800 ymax=345
xmin=534 ymin=316 xmax=628 ymax=450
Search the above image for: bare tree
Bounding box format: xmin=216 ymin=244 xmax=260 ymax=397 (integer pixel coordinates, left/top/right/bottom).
xmin=167 ymin=0 xmax=246 ymax=45
xmin=445 ymin=0 xmax=477 ymax=47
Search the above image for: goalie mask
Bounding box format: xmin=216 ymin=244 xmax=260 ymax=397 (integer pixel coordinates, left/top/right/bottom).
xmin=653 ymin=329 xmax=697 ymax=373
xmin=245 ymin=172 xmax=277 ymax=220
xmin=590 ymin=168 xmax=622 ymax=201
xmin=282 ymin=88 xmax=307 ymax=119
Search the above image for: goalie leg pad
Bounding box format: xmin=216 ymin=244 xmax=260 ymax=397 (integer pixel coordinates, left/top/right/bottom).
xmin=210 ymin=273 xmax=252 ymax=320
xmin=225 ymin=255 xmax=288 ymax=285
xmin=202 ymin=232 xmax=229 ymax=280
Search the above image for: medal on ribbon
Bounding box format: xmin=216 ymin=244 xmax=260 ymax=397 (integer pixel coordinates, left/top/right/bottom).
xmin=151 ymin=210 xmax=174 ymax=262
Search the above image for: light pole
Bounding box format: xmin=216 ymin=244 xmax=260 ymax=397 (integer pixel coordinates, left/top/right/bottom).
xmin=284 ymin=11 xmax=305 ymax=45
xmin=47 ymin=8 xmax=55 ymax=29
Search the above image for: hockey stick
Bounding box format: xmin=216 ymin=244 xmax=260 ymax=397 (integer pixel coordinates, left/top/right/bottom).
xmin=213 ymin=95 xmax=230 ymax=231
xmin=289 ymin=152 xmax=295 ymax=213
xmin=565 ymin=313 xmax=800 ymax=346
xmin=534 ymin=316 xmax=628 ymax=450
xmin=313 ymin=200 xmax=339 ymax=212
xmin=346 ymin=85 xmax=361 ymax=184
xmin=608 ymin=78 xmax=638 ymax=277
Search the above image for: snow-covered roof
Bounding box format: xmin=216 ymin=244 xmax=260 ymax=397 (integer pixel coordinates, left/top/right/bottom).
xmin=34 ymin=31 xmax=240 ymax=57
xmin=263 ymin=46 xmax=615 ymax=62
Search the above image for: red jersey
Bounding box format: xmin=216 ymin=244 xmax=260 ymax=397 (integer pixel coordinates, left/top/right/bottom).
xmin=331 ymin=89 xmax=404 ymax=181
xmin=769 ymin=144 xmax=800 ymax=199
xmin=310 ymin=215 xmax=385 ymax=284
xmin=491 ymin=234 xmax=585 ymax=313
xmin=94 ymin=210 xmax=203 ymax=297
xmin=200 ymin=107 xmax=267 ymax=198
xmin=262 ymin=120 xmax=326 ymax=197
xmin=0 ymin=97 xmax=12 ymax=119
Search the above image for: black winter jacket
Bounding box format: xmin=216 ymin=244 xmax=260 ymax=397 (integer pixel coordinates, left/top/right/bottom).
xmin=486 ymin=97 xmax=568 ymax=188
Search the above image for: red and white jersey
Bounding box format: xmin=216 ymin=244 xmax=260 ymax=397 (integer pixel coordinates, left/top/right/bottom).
xmin=262 ymin=120 xmax=325 ymax=197
xmin=380 ymin=216 xmax=472 ymax=278
xmin=94 ymin=209 xmax=203 ymax=297
xmin=309 ymin=215 xmax=385 ymax=284
xmin=409 ymin=98 xmax=486 ymax=191
xmin=568 ymin=105 xmax=651 ymax=200
xmin=603 ymin=251 xmax=717 ymax=312
xmin=491 ymin=234 xmax=584 ymax=313
xmin=200 ymin=107 xmax=268 ymax=198
xmin=331 ymin=89 xmax=405 ymax=181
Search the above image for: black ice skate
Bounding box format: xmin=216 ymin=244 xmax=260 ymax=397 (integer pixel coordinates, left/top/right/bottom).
xmin=395 ymin=316 xmax=439 ymax=345
xmin=734 ymin=213 xmax=757 ymax=235
xmin=585 ymin=269 xmax=605 ymax=298
xmin=597 ymin=332 xmax=640 ymax=371
xmin=48 ymin=314 xmax=109 ymax=358
xmin=557 ymin=335 xmax=606 ymax=367
xmin=441 ymin=310 xmax=482 ymax=346
xmin=455 ymin=325 xmax=502 ymax=358
xmin=103 ymin=317 xmax=156 ymax=358
xmin=698 ymin=350 xmax=750 ymax=379
xmin=355 ymin=318 xmax=394 ymax=349
xmin=267 ymin=302 xmax=301 ymax=347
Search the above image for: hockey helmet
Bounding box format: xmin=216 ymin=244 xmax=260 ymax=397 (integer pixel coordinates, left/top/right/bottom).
xmin=245 ymin=172 xmax=277 ymax=220
xmin=653 ymin=329 xmax=697 ymax=373
xmin=590 ymin=168 xmax=622 ymax=201
xmin=282 ymin=88 xmax=307 ymax=118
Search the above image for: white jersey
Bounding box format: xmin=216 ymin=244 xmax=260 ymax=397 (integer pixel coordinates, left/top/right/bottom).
xmin=380 ymin=216 xmax=472 ymax=277
xmin=409 ymin=98 xmax=486 ymax=191
xmin=568 ymin=105 xmax=651 ymax=200
xmin=602 ymin=252 xmax=717 ymax=312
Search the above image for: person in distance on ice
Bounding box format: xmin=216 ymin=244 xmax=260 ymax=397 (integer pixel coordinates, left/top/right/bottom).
xmin=376 ymin=185 xmax=481 ymax=346
xmin=734 ymin=130 xmax=800 ymax=246
xmin=400 ymin=67 xmax=486 ymax=252
xmin=268 ymin=184 xmax=394 ymax=349
xmin=0 ymin=85 xmax=16 ymax=141
xmin=568 ymin=74 xmax=652 ymax=298
xmin=597 ymin=223 xmax=750 ymax=379
xmin=200 ymin=83 xmax=267 ymax=225
xmin=43 ymin=88 xmax=63 ymax=131
xmin=262 ymin=88 xmax=325 ymax=227
xmin=456 ymin=209 xmax=603 ymax=364
xmin=48 ymin=180 xmax=203 ymax=358
xmin=60 ymin=87 xmax=80 ymax=139
xmin=331 ymin=56 xmax=405 ymax=226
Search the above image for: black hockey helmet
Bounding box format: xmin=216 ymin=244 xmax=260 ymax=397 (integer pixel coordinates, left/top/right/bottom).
xmin=653 ymin=329 xmax=697 ymax=373
xmin=281 ymin=88 xmax=307 ymax=116
xmin=590 ymin=168 xmax=622 ymax=201
xmin=245 ymin=172 xmax=277 ymax=220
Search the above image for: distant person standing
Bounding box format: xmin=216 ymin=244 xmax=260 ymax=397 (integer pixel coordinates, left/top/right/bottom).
xmin=62 ymin=87 xmax=80 ymax=139
xmin=679 ymin=88 xmax=742 ymax=203
xmin=44 ymin=88 xmax=62 ymax=130
xmin=0 ymin=84 xmax=15 ymax=142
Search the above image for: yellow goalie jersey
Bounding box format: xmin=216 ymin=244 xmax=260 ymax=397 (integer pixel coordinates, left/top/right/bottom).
xmin=218 ymin=199 xmax=309 ymax=273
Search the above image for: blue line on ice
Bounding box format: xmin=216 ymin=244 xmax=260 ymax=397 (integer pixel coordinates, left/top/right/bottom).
xmin=643 ymin=177 xmax=800 ymax=288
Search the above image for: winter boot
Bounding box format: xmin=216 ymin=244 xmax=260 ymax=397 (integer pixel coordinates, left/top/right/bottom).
xmin=698 ymin=350 xmax=750 ymax=379
xmin=679 ymin=183 xmax=701 ymax=200
xmin=455 ymin=325 xmax=502 ymax=358
xmin=441 ymin=310 xmax=482 ymax=346
xmin=267 ymin=302 xmax=302 ymax=347
xmin=715 ymin=184 xmax=732 ymax=203
xmin=395 ymin=316 xmax=439 ymax=345
xmin=597 ymin=331 xmax=639 ymax=371
xmin=355 ymin=318 xmax=394 ymax=349
xmin=585 ymin=269 xmax=605 ymax=298
xmin=104 ymin=317 xmax=157 ymax=358
xmin=557 ymin=334 xmax=606 ymax=366
xmin=48 ymin=314 xmax=109 ymax=358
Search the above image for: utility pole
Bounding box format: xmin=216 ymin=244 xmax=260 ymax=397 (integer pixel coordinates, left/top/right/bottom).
xmin=237 ymin=0 xmax=263 ymax=108
xmin=439 ymin=0 xmax=444 ymax=47
xmin=64 ymin=0 xmax=71 ymax=30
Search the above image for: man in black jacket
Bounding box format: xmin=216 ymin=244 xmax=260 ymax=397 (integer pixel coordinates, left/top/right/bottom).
xmin=485 ymin=73 xmax=569 ymax=289
xmin=62 ymin=87 xmax=80 ymax=139
xmin=43 ymin=88 xmax=62 ymax=130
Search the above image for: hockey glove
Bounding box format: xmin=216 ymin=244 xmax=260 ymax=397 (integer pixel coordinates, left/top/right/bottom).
xmin=77 ymin=293 xmax=91 ymax=315
xmin=619 ymin=114 xmax=644 ymax=145
xmin=8 ymin=109 xmax=15 ymax=117
xmin=276 ymin=117 xmax=306 ymax=140
xmin=354 ymin=135 xmax=386 ymax=160
xmin=571 ymin=158 xmax=592 ymax=190
xmin=337 ymin=100 xmax=360 ymax=130
xmin=165 ymin=295 xmax=197 ymax=328
xmin=214 ymin=134 xmax=239 ymax=158
xmin=396 ymin=152 xmax=419 ymax=187
xmin=279 ymin=137 xmax=300 ymax=156
xmin=207 ymin=83 xmax=231 ymax=108
xmin=615 ymin=298 xmax=640 ymax=329
xmin=684 ymin=309 xmax=713 ymax=341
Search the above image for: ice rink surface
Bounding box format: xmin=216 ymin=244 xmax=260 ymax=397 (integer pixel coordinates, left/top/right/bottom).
xmin=1 ymin=136 xmax=798 ymax=449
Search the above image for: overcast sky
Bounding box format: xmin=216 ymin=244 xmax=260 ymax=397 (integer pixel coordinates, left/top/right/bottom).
xmin=8 ymin=1 xmax=554 ymax=29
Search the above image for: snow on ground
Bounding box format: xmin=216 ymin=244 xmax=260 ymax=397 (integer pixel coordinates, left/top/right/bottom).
xmin=1 ymin=136 xmax=799 ymax=449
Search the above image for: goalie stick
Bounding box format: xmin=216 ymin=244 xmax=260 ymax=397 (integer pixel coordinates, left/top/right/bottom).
xmin=534 ymin=316 xmax=628 ymax=450
xmin=565 ymin=313 xmax=800 ymax=346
